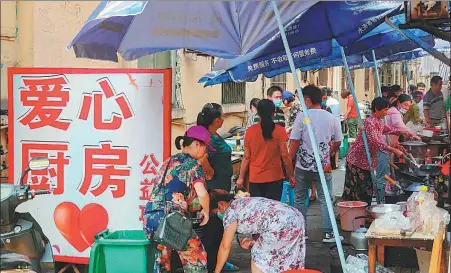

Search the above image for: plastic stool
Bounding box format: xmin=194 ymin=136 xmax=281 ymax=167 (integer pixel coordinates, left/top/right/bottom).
xmin=281 ymin=181 xmax=295 ymax=206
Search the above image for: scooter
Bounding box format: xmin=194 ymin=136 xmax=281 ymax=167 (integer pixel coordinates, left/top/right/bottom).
xmin=0 ymin=157 xmax=55 ymax=273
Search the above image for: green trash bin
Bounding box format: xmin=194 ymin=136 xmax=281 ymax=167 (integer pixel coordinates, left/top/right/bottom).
xmin=339 ymin=133 xmax=349 ymax=159
xmin=89 ymin=229 xmax=155 ymax=273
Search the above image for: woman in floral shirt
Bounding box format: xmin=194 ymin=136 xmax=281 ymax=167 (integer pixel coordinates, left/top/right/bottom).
xmin=143 ymin=126 xmax=212 ymax=273
xmin=210 ymin=190 xmax=306 ymax=273
xmin=342 ymin=97 xmax=406 ymax=205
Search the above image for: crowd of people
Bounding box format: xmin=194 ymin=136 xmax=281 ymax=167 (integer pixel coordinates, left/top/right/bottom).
xmin=141 ymin=75 xmax=450 ymax=273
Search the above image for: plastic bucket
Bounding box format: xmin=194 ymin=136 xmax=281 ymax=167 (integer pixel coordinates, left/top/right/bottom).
xmin=414 ymin=248 xmax=431 ymax=273
xmin=337 ymin=201 xmax=368 ymax=231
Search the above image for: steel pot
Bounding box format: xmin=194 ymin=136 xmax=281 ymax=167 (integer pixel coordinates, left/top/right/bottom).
xmin=350 ymin=227 xmax=369 ymax=251
xmin=366 ymin=204 xmax=401 ymax=219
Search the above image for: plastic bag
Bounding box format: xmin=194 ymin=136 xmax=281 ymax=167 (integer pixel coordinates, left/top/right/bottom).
xmin=374 ymin=211 xmax=410 ymax=231
xmin=346 ymin=254 xmax=394 ymax=273
xmin=407 ymin=191 xmax=450 ymax=235
xmin=406 ymin=121 xmax=423 ymax=134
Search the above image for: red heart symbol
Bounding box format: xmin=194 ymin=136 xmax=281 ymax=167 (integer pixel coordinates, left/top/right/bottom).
xmin=54 ymin=202 xmax=109 ymax=252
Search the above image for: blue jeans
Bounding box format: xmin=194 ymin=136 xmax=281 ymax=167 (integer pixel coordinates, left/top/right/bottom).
xmin=294 ymin=168 xmax=333 ymax=233
xmin=375 ymin=151 xmax=390 ymax=204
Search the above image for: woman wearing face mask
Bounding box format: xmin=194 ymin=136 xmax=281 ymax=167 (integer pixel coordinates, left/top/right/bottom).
xmin=143 ymin=126 xmax=211 ymax=273
xmin=197 ymin=103 xmax=239 ymax=272
xmin=321 ymin=88 xmax=332 ymax=114
xmin=247 ymin=98 xmax=261 ymax=129
xmin=343 ymin=98 xmax=407 ymax=205
xmin=210 ymin=190 xmax=306 ymax=273
xmin=386 ymin=94 xmax=421 ymax=148
xmin=282 ymin=91 xmax=301 ymax=134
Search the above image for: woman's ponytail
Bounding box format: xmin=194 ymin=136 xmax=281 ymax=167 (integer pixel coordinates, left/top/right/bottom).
xmin=175 ymin=136 xmax=184 ymax=150
xmin=257 ymin=99 xmax=276 ymax=140
xmin=175 ymin=136 xmax=196 ymax=150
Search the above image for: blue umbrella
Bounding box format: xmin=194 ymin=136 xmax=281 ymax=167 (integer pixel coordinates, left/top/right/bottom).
xmin=202 ymin=14 xmax=431 ymax=84
xmin=68 ymin=1 xmax=403 ymax=63
xmin=68 ymin=1 xmax=320 ymax=62
xmin=200 ymin=34 xmax=435 ymax=86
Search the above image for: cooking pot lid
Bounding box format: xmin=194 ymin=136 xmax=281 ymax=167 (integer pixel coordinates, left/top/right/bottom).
xmin=400 ymin=141 xmax=427 ymax=146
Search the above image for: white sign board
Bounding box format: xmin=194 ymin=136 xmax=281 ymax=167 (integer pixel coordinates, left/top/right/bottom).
xmin=7 ymin=68 xmax=171 ymax=263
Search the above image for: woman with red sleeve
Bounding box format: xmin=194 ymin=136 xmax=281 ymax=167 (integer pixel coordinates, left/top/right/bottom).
xmin=342 ymin=97 xmax=408 ymax=206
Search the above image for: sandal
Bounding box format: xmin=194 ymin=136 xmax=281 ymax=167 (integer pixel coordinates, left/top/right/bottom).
xmin=309 ymin=195 xmax=317 ymax=201
xmin=223 ymin=262 xmax=240 ymax=272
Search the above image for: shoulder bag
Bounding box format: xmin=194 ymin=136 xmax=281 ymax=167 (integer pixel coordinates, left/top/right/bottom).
xmin=153 ymin=157 xmax=194 ymax=250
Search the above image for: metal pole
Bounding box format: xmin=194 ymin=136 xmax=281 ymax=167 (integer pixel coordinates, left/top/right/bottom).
xmin=340 ymin=46 xmax=377 ymax=194
xmin=271 ymin=2 xmax=347 ymax=272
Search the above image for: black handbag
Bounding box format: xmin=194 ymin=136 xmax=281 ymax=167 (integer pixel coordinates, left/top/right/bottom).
xmin=153 ymin=158 xmax=194 ymax=250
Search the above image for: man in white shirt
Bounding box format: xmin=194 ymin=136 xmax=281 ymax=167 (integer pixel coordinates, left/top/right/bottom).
xmin=325 ymin=88 xmax=340 ymax=118
xmin=324 ymin=88 xmax=341 ymax=169
xmin=288 ymin=85 xmax=343 ymax=243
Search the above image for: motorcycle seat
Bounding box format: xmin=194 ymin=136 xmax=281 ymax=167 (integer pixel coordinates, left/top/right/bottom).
xmin=0 ymin=250 xmax=32 ymax=270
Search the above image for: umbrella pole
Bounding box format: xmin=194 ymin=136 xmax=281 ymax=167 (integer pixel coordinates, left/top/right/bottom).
xmin=271 ymin=2 xmax=347 ymax=272
xmin=340 ymin=47 xmax=377 ymax=198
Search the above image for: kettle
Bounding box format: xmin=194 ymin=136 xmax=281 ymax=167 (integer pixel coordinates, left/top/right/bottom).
xmin=350 ymin=227 xmax=368 ymax=251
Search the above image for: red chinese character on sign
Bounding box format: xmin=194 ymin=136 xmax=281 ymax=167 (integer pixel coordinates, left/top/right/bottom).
xmin=22 ymin=142 xmax=70 ymax=195
xmin=139 ymin=178 xmax=156 ymax=201
xmin=79 ymin=142 xmax=130 ymax=198
xmin=78 ymin=78 xmax=134 ymax=130
xmin=138 ymin=205 xmax=146 ymax=222
xmin=19 ymin=76 xmax=71 ymax=130
xmin=139 ymin=154 xmax=161 ymax=175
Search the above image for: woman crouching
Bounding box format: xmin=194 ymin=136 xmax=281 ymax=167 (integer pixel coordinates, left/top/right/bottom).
xmin=210 ymin=190 xmax=306 ymax=273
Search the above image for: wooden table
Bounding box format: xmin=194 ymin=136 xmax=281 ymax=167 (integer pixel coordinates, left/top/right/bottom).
xmin=365 ymin=223 xmax=448 ymax=273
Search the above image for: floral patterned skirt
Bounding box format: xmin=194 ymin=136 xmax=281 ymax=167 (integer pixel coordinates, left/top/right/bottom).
xmin=342 ymin=161 xmax=374 ymax=206
xmin=143 ymin=194 xmax=207 ymax=273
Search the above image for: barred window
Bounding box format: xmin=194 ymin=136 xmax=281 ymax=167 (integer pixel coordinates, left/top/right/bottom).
xmin=221 ymin=81 xmax=246 ymax=104
xmin=270 ymin=73 xmax=287 ymax=91
xmin=364 ymin=68 xmax=370 ymax=92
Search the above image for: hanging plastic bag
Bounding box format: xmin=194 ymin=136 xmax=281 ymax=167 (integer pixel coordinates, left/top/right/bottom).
xmin=345 ymin=254 xmax=394 ymax=273
xmin=407 ymin=191 xmax=450 ymax=235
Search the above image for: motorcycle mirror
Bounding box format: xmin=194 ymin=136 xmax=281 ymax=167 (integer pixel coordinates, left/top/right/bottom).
xmin=28 ymin=157 xmax=50 ymax=171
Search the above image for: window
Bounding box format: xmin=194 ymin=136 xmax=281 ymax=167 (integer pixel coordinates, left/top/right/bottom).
xmin=221 ymin=81 xmax=246 ymax=104
xmin=395 ymin=68 xmax=399 ymax=85
xmin=364 ymin=68 xmax=370 ymax=92
xmin=318 ymin=69 xmax=328 ymax=87
xmin=387 ymin=65 xmax=392 ymax=85
xmin=380 ymin=69 xmax=385 ymax=85
xmin=270 ymin=73 xmax=287 ymax=90
xmin=341 ymin=67 xmax=355 ymax=90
